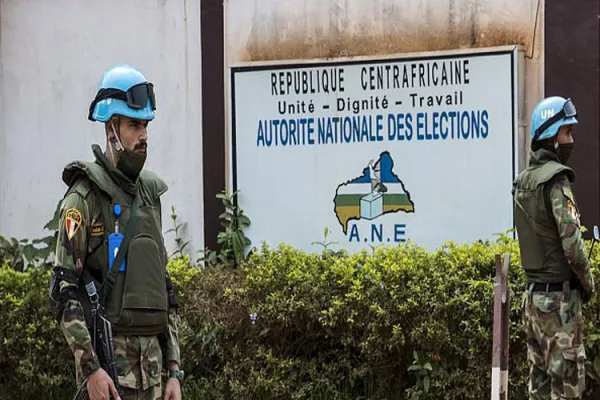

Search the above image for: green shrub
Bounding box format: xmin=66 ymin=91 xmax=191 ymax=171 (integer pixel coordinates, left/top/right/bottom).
xmin=2 ymin=237 xmax=600 ymax=399
xmin=177 ymin=237 xmax=600 ymax=400
xmin=0 ymin=263 xmax=76 ymax=398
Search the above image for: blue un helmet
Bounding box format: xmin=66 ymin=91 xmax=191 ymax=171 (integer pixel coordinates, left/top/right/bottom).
xmin=530 ymin=96 xmax=578 ymax=146
xmin=88 ymin=65 xmax=156 ymax=122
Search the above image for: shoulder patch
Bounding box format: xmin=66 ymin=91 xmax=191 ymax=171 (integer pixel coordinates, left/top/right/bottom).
xmin=65 ymin=208 xmax=83 ymax=240
xmin=558 ymin=183 xmax=581 ymax=227
xmin=562 ymin=185 xmax=576 ymax=203
xmin=567 ymin=200 xmax=581 ymax=227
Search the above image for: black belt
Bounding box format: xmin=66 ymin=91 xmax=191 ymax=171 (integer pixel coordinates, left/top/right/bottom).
xmin=530 ymin=279 xmax=580 ymax=293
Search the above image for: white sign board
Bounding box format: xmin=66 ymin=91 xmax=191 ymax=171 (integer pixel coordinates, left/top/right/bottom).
xmin=229 ymin=47 xmax=519 ymax=253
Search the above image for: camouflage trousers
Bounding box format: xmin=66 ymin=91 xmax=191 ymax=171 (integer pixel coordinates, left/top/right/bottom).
xmin=73 ymin=334 xmax=165 ymax=399
xmin=120 ymin=385 xmax=162 ymax=400
xmin=115 ymin=335 xmax=164 ymax=400
xmin=521 ymin=286 xmax=586 ymax=399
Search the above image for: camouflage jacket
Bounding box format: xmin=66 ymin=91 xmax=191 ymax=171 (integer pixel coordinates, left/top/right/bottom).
xmin=548 ymin=171 xmax=595 ymax=294
xmin=513 ymin=148 xmax=594 ymax=294
xmin=54 ymin=153 xmax=180 ymax=390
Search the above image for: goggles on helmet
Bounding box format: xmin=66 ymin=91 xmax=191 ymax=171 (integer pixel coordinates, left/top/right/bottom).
xmin=532 ymin=98 xmax=577 ymax=142
xmin=88 ymin=82 xmax=156 ymax=121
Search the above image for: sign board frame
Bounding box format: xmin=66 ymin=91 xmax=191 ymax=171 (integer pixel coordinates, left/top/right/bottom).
xmin=228 ymin=45 xmax=522 ymax=253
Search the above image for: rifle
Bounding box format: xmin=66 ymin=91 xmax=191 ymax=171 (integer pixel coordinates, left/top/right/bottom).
xmin=73 ymin=281 xmax=121 ymax=400
xmin=579 ymin=225 xmax=600 ymax=304
xmin=588 ymin=225 xmax=600 ymax=259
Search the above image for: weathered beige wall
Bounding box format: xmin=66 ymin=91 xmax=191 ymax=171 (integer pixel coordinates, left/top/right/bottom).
xmin=226 ymin=0 xmax=543 ymax=63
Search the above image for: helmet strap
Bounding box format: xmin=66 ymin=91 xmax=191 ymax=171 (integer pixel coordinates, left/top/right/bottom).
xmin=110 ymin=116 xmax=125 ymax=152
xmin=107 ymin=116 xmax=125 ymax=166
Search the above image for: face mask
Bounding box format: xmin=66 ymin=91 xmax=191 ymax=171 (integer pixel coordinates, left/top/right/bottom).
xmin=556 ymin=143 xmax=574 ymax=164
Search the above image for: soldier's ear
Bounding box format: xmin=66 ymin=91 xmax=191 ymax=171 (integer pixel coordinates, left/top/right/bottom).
xmin=105 ymin=122 xmax=113 ymax=139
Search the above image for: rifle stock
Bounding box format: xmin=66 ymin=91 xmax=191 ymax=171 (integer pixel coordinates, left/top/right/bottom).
xmin=72 ymin=283 xmax=121 ymax=400
xmin=73 ymin=377 xmax=88 ymax=400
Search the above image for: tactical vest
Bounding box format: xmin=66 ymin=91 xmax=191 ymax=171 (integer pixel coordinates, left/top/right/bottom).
xmin=512 ymin=152 xmax=575 ymax=283
xmin=63 ymin=160 xmax=169 ymax=336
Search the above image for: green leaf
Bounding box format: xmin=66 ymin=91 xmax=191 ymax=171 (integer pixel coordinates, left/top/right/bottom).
xmin=31 ymin=237 xmax=50 ymax=246
xmin=221 ymin=198 xmax=233 ymax=208
xmin=424 ymin=376 xmax=430 ymax=392
xmin=238 ymin=215 xmax=251 ymax=227
xmin=594 ymin=356 xmax=600 ymax=374
xmin=219 ymin=211 xmax=234 ymax=221
xmin=232 ymin=233 xmax=244 ymax=259
xmin=424 ymin=363 xmax=432 ymax=371
xmin=217 ymin=232 xmax=228 ymax=240
xmin=242 ymin=236 xmax=252 ymax=247
xmin=43 ymin=199 xmax=62 ymax=231
xmin=21 ymin=245 xmax=38 ymax=262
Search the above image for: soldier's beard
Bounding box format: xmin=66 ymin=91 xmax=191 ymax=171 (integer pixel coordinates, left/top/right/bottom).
xmin=116 ymin=146 xmax=147 ymax=180
xmin=109 ymin=136 xmax=147 ymax=180
xmin=108 ymin=120 xmax=147 ymax=180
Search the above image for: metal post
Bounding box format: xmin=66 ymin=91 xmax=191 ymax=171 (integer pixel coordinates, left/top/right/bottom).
xmin=491 ymin=253 xmax=511 ymax=400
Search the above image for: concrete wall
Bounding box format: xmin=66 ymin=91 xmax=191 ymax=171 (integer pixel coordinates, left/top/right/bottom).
xmin=0 ymin=0 xmax=204 ymax=255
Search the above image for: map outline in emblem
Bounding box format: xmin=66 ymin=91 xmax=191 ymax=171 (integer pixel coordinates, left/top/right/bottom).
xmin=333 ymin=151 xmax=415 ymax=234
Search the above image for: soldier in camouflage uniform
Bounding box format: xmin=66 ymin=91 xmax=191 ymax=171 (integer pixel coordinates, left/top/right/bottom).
xmin=49 ymin=65 xmax=183 ymax=400
xmin=513 ymin=96 xmax=594 ymax=399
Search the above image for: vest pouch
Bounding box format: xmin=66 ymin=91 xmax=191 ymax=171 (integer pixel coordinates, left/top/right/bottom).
xmin=109 ymin=233 xmax=168 ymax=335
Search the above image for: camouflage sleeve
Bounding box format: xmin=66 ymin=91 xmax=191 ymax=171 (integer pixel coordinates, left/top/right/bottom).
xmin=162 ymin=268 xmax=181 ymax=366
xmin=163 ymin=307 xmax=181 ymax=366
xmin=549 ymin=175 xmax=595 ymax=294
xmin=54 ymin=189 xmax=102 ymax=379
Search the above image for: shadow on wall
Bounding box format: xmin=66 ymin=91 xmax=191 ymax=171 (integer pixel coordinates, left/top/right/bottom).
xmin=229 ymin=0 xmax=541 ymax=61
xmin=244 ymin=24 xmax=532 ymax=61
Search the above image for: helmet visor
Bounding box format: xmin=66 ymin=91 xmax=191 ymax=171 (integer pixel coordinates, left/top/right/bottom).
xmin=126 ymin=82 xmax=156 ymax=110
xmin=562 ymin=98 xmax=577 ymax=118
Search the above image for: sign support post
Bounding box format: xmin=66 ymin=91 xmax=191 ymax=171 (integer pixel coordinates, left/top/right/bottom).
xmin=491 ymin=253 xmax=510 ymax=400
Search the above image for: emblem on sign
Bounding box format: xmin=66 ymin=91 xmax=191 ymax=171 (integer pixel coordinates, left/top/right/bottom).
xmin=65 ymin=208 xmax=83 ymax=241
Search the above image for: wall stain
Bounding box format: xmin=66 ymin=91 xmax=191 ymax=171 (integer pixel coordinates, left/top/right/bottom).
xmin=242 ymin=22 xmax=530 ymax=62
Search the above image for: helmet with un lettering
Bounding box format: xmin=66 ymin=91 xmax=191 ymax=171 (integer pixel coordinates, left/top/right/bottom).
xmin=88 ymin=64 xmax=156 ymax=123
xmin=530 ymin=96 xmax=578 ymax=143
